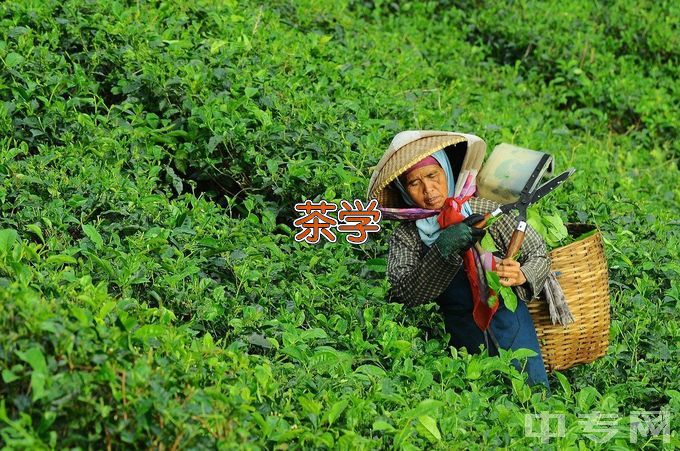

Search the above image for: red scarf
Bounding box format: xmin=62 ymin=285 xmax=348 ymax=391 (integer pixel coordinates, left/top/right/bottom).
xmin=438 ymin=196 xmax=499 ymax=331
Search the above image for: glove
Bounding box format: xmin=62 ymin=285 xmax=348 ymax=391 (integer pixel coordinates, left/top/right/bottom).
xmin=465 ymin=214 xmax=487 ymax=245
xmin=435 ymin=214 xmax=486 ymax=257
xmin=462 ymin=213 xmax=487 ymax=230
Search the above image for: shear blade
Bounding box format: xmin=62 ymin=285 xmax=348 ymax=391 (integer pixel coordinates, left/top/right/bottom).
xmin=529 ymin=168 xmax=576 ymax=204
xmin=520 ymin=153 xmax=553 ymax=195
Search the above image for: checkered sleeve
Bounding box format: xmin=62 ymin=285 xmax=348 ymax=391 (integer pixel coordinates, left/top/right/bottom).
xmin=470 ymin=197 xmax=550 ymax=303
xmin=387 ymin=222 xmax=464 ymax=307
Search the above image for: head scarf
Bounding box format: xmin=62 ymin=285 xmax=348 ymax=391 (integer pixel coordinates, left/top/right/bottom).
xmin=392 ymin=149 xmax=472 ymax=246
xmin=401 ymin=155 xmax=439 ymax=177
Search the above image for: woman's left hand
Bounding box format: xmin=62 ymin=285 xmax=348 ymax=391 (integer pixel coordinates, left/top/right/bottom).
xmin=496 ymin=258 xmax=527 ymax=287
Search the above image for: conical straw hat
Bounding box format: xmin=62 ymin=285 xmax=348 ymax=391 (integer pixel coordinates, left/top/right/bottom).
xmin=367 ymin=130 xmax=487 ymax=208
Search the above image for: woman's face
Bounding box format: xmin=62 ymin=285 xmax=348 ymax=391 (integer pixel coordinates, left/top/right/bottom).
xmin=404 ymin=164 xmax=448 ymax=209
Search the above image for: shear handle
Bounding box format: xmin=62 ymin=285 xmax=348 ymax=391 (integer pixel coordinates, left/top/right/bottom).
xmin=504 ymin=221 xmax=527 ymax=259
xmin=470 ymin=207 xmax=505 ymax=229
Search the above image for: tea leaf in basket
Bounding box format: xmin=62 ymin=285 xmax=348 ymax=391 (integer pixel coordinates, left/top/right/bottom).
xmin=574 ymin=229 xmax=598 ymax=242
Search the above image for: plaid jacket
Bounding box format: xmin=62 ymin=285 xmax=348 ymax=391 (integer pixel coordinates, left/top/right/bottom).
xmin=387 ymin=197 xmax=550 ymax=307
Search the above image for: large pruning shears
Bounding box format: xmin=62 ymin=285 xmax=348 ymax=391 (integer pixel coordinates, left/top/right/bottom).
xmin=474 ymin=154 xmax=576 ymax=259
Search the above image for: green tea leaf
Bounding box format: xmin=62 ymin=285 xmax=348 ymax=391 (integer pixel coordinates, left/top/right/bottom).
xmin=575 ymin=229 xmax=598 ymax=241
xmin=372 ymin=420 xmax=395 ymax=432
xmin=165 ymin=165 xmax=184 ymax=195
xmin=46 ymin=254 xmax=78 ymax=266
xmin=416 ymin=415 xmax=441 ymax=443
xmin=247 ymin=333 xmax=273 ymax=349
xmin=511 ymin=348 xmax=537 ymax=360
xmin=367 ymin=258 xmax=387 ymax=272
xmin=577 ymin=386 xmax=600 ymax=410
xmin=480 ymin=233 xmax=498 ymax=252
xmin=98 ymin=301 xmax=117 ymax=320
xmin=409 ymin=399 xmax=444 ymax=419
xmin=466 ymin=359 xmax=482 ymax=380
xmin=2 ymin=369 xmax=20 ymax=383
xmin=84 ymin=251 xmax=115 ymax=277
xmin=487 ymin=294 xmax=498 ymax=307
xmin=545 ymin=214 xmax=568 ymax=238
xmin=26 ymin=224 xmax=44 ymax=243
xmin=486 ymin=270 xmax=501 ymax=290
xmin=17 ymin=347 xmax=48 ymax=401
xmin=5 ymin=52 xmax=24 ymax=67
xmin=300 ymin=328 xmax=328 ymax=342
xmin=133 ymin=325 xmax=165 ymax=340
xmin=30 ymin=373 xmax=47 ymax=401
xmin=82 ymin=224 xmax=104 ymax=249
xmin=485 ymin=274 xmax=518 ymax=311
xmin=526 ymin=207 xmax=547 ymax=238
xmin=543 ymin=214 xmax=568 ymax=246
xmin=0 ymin=229 xmax=18 ymax=254
xmin=327 ymin=399 xmax=348 ymax=426
xmin=16 ymin=347 xmax=47 ymax=374
xmin=554 ymin=371 xmax=572 ymax=398
xmin=354 ymin=364 xmax=386 ymax=378
xmin=512 ymin=377 xmax=531 ymax=403
xmin=484 ymin=215 xmax=501 ymax=229
xmin=500 ymin=286 xmax=518 ymax=312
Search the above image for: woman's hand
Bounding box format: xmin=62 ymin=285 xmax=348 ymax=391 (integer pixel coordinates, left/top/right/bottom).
xmin=435 ymin=215 xmax=486 ymax=257
xmin=496 ymin=258 xmax=527 ymax=287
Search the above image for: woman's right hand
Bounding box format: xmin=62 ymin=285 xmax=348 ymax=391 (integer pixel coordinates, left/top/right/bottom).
xmin=435 ymin=214 xmax=486 ymax=257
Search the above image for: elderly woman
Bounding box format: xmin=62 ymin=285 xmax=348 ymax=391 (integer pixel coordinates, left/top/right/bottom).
xmin=369 ymin=131 xmax=551 ymax=389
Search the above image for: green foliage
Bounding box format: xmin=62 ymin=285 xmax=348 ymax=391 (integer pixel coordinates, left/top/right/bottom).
xmin=479 ymin=232 xmax=498 ymax=253
xmin=485 ymin=270 xmax=518 ymax=312
xmin=527 ymin=206 xmax=570 ymax=248
xmin=0 ymin=0 xmax=678 ymax=448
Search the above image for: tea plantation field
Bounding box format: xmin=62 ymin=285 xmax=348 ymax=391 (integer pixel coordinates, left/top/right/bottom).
xmin=1 ymin=0 xmax=678 ymax=448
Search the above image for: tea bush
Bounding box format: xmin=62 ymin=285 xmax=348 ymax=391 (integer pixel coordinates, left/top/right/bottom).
xmin=1 ymin=0 xmax=678 ymax=448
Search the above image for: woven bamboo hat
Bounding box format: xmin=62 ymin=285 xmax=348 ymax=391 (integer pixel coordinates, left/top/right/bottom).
xmin=367 ymin=130 xmax=487 ymax=208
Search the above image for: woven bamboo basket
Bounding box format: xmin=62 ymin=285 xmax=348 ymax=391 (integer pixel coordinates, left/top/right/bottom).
xmin=527 ymin=223 xmax=611 ymax=372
